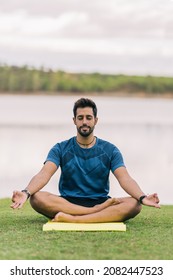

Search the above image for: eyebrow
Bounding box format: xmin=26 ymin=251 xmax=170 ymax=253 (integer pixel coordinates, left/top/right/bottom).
xmin=77 ymin=114 xmax=93 ymax=118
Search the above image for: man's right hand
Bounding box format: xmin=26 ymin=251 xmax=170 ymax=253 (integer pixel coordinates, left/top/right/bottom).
xmin=10 ymin=190 xmax=28 ymax=209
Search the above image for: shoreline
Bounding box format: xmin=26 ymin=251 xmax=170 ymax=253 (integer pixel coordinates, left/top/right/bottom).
xmin=0 ymin=91 xmax=173 ymax=99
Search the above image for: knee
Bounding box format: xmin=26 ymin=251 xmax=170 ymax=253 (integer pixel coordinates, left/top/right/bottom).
xmin=29 ymin=192 xmax=39 ymax=209
xmin=30 ymin=191 xmax=47 ymax=209
xmin=130 ymin=197 xmax=142 ymax=214
xmin=121 ymin=197 xmax=142 ymax=221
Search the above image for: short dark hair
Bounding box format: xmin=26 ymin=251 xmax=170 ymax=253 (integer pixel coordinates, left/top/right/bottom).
xmin=73 ymin=98 xmax=97 ymax=118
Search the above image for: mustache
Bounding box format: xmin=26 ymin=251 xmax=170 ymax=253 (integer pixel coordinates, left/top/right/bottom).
xmin=80 ymin=125 xmax=90 ymax=129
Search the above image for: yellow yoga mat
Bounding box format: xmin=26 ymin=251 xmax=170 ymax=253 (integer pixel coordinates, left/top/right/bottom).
xmin=43 ymin=221 xmax=126 ymax=231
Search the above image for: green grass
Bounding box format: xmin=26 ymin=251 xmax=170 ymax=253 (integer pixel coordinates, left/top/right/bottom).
xmin=0 ymin=198 xmax=173 ymax=260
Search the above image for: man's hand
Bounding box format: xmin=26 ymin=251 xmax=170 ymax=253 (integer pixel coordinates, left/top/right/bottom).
xmin=142 ymin=193 xmax=160 ymax=208
xmin=10 ymin=190 xmax=28 ymax=209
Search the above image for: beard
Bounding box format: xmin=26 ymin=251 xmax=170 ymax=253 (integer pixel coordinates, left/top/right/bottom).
xmin=77 ymin=125 xmax=95 ymax=137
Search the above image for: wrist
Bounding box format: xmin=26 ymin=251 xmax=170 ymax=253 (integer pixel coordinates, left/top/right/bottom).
xmin=139 ymin=195 xmax=147 ymax=204
xmin=21 ymin=189 xmax=31 ymax=200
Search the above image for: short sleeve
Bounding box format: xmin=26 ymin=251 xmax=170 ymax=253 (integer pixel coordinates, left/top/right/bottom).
xmin=111 ymin=147 xmax=125 ymax=172
xmin=44 ymin=144 xmax=61 ymax=168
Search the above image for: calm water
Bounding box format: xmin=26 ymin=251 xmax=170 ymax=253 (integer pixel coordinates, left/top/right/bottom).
xmin=0 ymin=94 xmax=173 ymax=204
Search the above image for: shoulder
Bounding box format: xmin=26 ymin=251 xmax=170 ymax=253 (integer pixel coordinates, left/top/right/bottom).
xmin=51 ymin=137 xmax=75 ymax=151
xmin=97 ymin=138 xmax=120 ymax=152
xmin=46 ymin=137 xmax=75 ymax=164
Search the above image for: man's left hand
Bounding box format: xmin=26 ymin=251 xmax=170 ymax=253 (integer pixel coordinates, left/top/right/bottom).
xmin=142 ymin=193 xmax=160 ymax=208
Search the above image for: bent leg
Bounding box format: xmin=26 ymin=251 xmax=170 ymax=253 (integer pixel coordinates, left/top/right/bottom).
xmin=53 ymin=197 xmax=142 ymax=223
xmin=30 ymin=191 xmax=118 ymax=218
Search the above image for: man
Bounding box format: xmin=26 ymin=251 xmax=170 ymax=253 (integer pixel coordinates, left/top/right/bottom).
xmin=11 ymin=98 xmax=160 ymax=223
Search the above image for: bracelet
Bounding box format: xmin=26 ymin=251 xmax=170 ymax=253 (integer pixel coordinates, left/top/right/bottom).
xmin=139 ymin=195 xmax=147 ymax=204
xmin=21 ymin=189 xmax=31 ymax=199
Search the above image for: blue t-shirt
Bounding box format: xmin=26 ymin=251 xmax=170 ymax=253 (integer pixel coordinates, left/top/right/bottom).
xmin=45 ymin=137 xmax=125 ymax=199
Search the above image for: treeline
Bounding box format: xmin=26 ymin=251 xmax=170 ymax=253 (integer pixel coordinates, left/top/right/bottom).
xmin=0 ymin=64 xmax=173 ymax=95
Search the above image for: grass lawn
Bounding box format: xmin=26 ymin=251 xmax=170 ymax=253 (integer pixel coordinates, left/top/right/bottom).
xmin=0 ymin=198 xmax=173 ymax=260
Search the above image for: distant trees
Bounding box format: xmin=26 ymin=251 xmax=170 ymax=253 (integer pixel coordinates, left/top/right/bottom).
xmin=0 ymin=64 xmax=173 ymax=95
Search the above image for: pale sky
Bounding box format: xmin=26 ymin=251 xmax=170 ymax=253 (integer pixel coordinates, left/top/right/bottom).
xmin=1 ymin=0 xmax=173 ymax=75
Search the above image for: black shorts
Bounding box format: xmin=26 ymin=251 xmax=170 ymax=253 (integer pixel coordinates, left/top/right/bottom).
xmin=61 ymin=196 xmax=111 ymax=207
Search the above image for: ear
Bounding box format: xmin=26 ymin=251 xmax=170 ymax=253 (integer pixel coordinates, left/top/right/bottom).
xmin=94 ymin=117 xmax=98 ymax=125
xmin=73 ymin=117 xmax=76 ymax=125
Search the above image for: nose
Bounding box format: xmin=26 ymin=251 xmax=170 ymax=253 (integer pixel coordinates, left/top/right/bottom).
xmin=82 ymin=117 xmax=88 ymax=125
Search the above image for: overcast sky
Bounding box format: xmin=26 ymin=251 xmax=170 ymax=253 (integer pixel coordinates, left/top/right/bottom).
xmin=1 ymin=0 xmax=173 ymax=75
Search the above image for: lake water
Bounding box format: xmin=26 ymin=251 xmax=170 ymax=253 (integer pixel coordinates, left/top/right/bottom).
xmin=0 ymin=94 xmax=173 ymax=204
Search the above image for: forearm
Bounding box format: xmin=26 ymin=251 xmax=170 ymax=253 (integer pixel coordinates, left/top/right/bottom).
xmin=11 ymin=162 xmax=57 ymax=209
xmin=11 ymin=173 xmax=49 ymax=209
xmin=119 ymin=176 xmax=145 ymax=200
xmin=23 ymin=162 xmax=57 ymax=195
xmin=25 ymin=172 xmax=50 ymax=195
xmin=114 ymin=167 xmax=146 ymax=200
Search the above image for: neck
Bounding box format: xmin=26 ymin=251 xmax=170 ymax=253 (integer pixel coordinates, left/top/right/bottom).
xmin=76 ymin=136 xmax=96 ymax=148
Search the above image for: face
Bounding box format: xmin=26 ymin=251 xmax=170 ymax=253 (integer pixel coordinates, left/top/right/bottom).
xmin=73 ymin=107 xmax=98 ymax=137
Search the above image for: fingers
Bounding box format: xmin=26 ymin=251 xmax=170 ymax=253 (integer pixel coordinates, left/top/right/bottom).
xmin=11 ymin=190 xmax=17 ymax=202
xmin=10 ymin=201 xmax=23 ymax=209
xmin=18 ymin=203 xmax=24 ymax=209
xmin=11 ymin=190 xmax=21 ymax=202
xmin=155 ymin=204 xmax=161 ymax=209
xmin=151 ymin=202 xmax=161 ymax=208
xmin=148 ymin=193 xmax=160 ymax=203
xmin=142 ymin=194 xmax=161 ymax=209
xmin=153 ymin=193 xmax=160 ymax=205
xmin=11 ymin=198 xmax=25 ymax=209
xmin=11 ymin=190 xmax=26 ymax=209
xmin=155 ymin=194 xmax=160 ymax=204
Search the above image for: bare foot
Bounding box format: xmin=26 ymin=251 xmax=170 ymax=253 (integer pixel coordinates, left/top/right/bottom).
xmin=52 ymin=198 xmax=121 ymax=223
xmin=93 ymin=197 xmax=120 ymax=212
xmin=52 ymin=212 xmax=75 ymax=223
